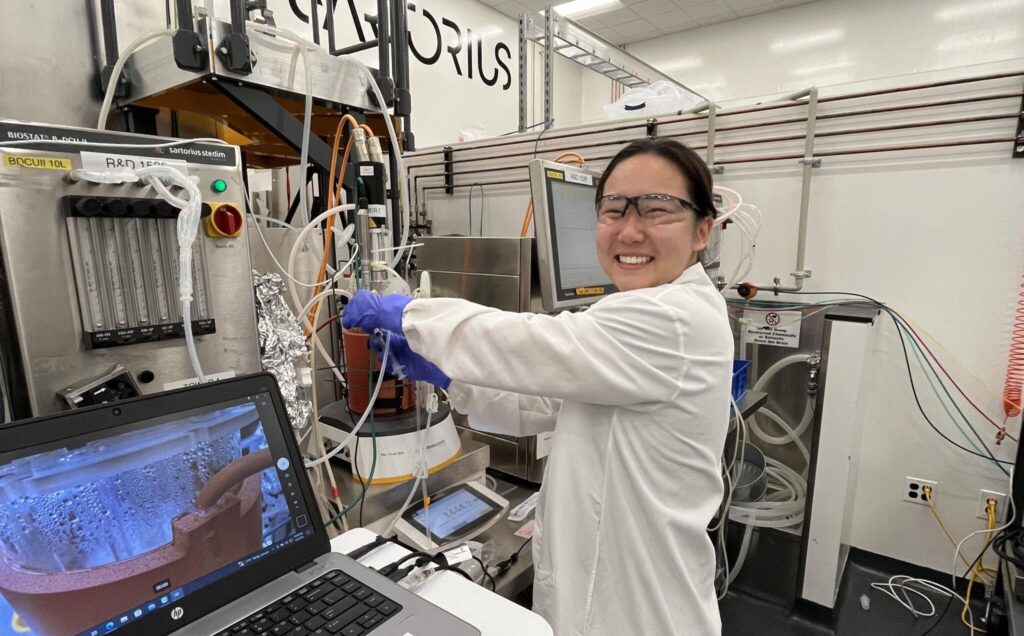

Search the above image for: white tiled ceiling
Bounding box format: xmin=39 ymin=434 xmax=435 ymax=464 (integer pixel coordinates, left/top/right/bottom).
xmin=486 ymin=0 xmax=818 ymax=45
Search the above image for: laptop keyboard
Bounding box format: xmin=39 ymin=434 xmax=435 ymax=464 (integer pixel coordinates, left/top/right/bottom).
xmin=217 ymin=569 xmax=403 ymax=636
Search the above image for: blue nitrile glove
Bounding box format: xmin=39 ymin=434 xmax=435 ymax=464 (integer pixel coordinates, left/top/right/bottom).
xmin=370 ymin=331 xmax=451 ymax=389
xmin=341 ymin=289 xmax=412 ymax=335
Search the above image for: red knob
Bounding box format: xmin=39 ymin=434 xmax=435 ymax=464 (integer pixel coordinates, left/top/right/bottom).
xmin=205 ymin=204 xmax=244 ymax=238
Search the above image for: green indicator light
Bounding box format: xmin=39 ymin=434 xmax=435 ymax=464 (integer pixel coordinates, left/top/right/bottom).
xmin=211 ymin=179 xmax=228 ymax=193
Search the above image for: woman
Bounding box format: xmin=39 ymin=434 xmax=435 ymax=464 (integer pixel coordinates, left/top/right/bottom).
xmin=344 ymin=138 xmax=734 ymax=635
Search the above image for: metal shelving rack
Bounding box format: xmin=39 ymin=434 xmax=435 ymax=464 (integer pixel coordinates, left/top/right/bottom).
xmin=517 ymin=9 xmax=705 ymax=131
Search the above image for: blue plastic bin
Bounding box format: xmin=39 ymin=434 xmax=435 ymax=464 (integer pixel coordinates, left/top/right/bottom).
xmin=731 ymin=359 xmax=750 ymax=404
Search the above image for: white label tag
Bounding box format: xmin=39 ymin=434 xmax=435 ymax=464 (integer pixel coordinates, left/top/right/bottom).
xmin=81 ymin=151 xmax=187 ymax=173
xmin=508 ymin=492 xmax=540 ymax=522
xmin=163 ymin=370 xmax=236 ymax=391
xmin=360 ymin=165 xmax=375 ymax=176
xmin=368 ymin=204 xmax=387 ymax=219
xmin=535 ymin=431 xmax=554 ymax=460
xmin=742 ymin=310 xmax=802 ymax=349
xmin=442 ymin=544 xmax=473 ymax=565
xmin=565 ymin=171 xmax=593 ymax=186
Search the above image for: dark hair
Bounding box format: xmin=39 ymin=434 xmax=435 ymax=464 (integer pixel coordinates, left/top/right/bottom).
xmin=595 ymin=138 xmax=715 ymax=219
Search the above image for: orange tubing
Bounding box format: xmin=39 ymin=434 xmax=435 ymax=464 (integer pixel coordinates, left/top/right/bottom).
xmin=1003 ymin=276 xmax=1024 ymax=419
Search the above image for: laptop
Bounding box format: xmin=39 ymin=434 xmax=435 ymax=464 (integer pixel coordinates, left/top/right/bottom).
xmin=0 ymin=373 xmax=480 ymax=636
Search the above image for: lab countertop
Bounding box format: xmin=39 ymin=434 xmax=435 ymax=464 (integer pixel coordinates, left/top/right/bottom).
xmin=331 ymin=528 xmax=552 ymax=636
xmin=473 ymin=475 xmax=539 ymax=599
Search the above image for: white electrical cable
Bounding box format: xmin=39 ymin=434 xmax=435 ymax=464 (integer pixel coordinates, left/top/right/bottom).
xmin=304 ymin=332 xmax=391 ymax=469
xmin=285 ymin=203 xmax=356 ymax=385
xmin=250 ymin=212 xmax=353 ymax=273
xmin=951 ymin=472 xmax=1016 ymax=585
xmin=869 ymin=576 xmax=977 ymax=634
xmin=382 ymin=382 xmax=434 ymax=539
xmin=247 ymin=194 xmax=359 ymax=290
xmin=870 ymin=576 xmax=945 ymax=619
xmin=299 ymin=288 xmax=352 ymax=320
xmin=96 ymin=29 xmax=176 ymax=130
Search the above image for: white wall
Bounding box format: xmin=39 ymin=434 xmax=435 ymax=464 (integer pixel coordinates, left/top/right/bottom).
xmin=601 ymin=0 xmax=1024 ymax=576
xmin=257 ymin=0 xmax=529 ymax=148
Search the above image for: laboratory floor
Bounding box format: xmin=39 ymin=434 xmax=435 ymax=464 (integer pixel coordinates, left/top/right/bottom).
xmin=720 ymin=557 xmax=995 ymax=636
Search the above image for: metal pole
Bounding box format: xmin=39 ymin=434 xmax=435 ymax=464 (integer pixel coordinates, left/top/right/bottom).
xmin=325 ymin=0 xmax=336 ymax=52
xmin=309 ymin=0 xmax=321 ymax=45
xmin=518 ymin=14 xmax=528 ymax=133
xmin=228 ymin=0 xmax=246 ymax=32
xmin=334 ymin=40 xmax=379 ymax=55
xmin=99 ymin=0 xmax=119 ymax=65
xmin=793 ymin=87 xmax=818 ymax=287
xmin=392 ymin=0 xmax=413 ymax=148
xmin=544 ymin=8 xmax=555 ymax=127
xmin=174 ymin=0 xmax=193 ymax=30
xmin=377 ymin=0 xmax=391 ymax=98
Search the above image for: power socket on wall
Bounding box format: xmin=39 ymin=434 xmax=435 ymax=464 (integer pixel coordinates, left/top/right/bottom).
xmin=976 ymin=489 xmax=1007 ymax=520
xmin=905 ymin=477 xmax=937 ymax=505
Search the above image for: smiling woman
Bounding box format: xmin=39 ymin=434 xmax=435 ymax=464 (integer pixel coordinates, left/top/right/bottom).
xmin=341 ymin=136 xmax=734 ymax=635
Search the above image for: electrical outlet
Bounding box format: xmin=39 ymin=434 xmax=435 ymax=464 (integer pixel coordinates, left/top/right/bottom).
xmin=904 ymin=477 xmax=937 ymax=505
xmin=976 ymin=489 xmax=1007 ymax=520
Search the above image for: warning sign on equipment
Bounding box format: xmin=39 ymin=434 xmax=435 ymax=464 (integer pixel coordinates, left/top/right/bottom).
xmin=742 ymin=310 xmax=802 ymax=348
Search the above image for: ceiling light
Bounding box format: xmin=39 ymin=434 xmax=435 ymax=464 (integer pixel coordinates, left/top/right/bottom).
xmin=790 ymin=56 xmax=855 ymax=76
xmin=936 ymin=29 xmax=1020 ymax=50
xmin=769 ymin=28 xmax=845 ymax=53
xmin=661 ymin=56 xmax=703 ymax=71
xmin=551 ymin=0 xmax=624 ymax=19
xmin=935 ymin=0 xmax=1024 ymax=21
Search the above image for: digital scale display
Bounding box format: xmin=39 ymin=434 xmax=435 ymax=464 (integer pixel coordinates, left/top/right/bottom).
xmin=404 ymin=485 xmax=503 ymax=542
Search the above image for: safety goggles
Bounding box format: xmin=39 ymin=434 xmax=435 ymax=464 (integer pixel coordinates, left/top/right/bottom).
xmin=595 ymin=193 xmax=703 ymax=224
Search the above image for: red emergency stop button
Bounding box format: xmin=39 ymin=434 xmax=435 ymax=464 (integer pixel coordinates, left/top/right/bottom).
xmin=204 ymin=203 xmax=244 ymax=238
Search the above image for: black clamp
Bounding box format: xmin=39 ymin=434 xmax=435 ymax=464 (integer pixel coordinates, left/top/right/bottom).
xmin=443 ymin=146 xmax=454 ymax=195
xmin=646 ymin=118 xmax=658 ymax=138
xmin=217 ymin=32 xmax=254 ymax=74
xmin=173 ymin=29 xmax=209 ymax=71
xmin=1015 ymin=90 xmax=1024 ymax=158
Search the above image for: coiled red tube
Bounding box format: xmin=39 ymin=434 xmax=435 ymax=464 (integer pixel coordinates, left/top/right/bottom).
xmin=1003 ymin=277 xmax=1024 ymax=419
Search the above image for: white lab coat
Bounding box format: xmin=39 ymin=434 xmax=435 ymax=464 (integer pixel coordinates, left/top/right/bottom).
xmin=403 ymin=262 xmax=733 ymax=636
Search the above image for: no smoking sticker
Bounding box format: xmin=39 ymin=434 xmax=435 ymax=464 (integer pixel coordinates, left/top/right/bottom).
xmin=742 ymin=310 xmax=802 ymax=348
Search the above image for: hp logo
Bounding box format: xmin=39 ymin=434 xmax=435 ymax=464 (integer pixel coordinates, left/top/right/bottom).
xmin=171 ymin=607 xmax=184 ymax=621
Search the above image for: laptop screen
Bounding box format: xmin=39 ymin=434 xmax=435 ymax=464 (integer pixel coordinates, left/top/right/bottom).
xmin=0 ymin=390 xmax=315 ymax=636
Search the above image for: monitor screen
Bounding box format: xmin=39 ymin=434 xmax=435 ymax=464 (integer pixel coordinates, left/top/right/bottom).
xmin=548 ymin=180 xmax=614 ymax=292
xmin=0 ymin=392 xmax=313 ymax=636
xmin=530 ymin=161 xmax=616 ymax=312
